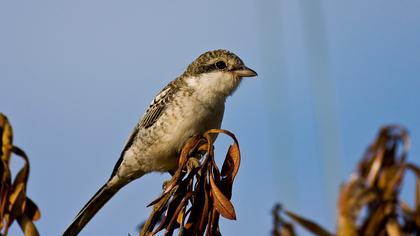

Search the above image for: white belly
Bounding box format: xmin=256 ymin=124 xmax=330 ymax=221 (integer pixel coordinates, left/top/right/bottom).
xmin=150 ymin=100 xmax=224 ymax=171
xmin=118 ymin=97 xmax=225 ymax=178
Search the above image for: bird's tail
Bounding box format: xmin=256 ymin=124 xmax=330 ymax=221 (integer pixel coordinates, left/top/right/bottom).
xmin=63 ymin=180 xmax=123 ymax=236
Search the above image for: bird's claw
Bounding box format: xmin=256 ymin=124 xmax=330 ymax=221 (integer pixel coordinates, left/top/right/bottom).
xmin=186 ymin=157 xmax=201 ymax=173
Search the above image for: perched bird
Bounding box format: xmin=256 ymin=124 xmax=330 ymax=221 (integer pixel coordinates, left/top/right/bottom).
xmin=63 ymin=49 xmax=257 ymax=235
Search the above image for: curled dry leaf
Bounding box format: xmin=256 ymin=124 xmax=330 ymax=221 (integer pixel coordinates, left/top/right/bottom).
xmin=139 ymin=129 xmax=241 ymax=236
xmin=0 ymin=113 xmax=40 ymax=236
xmin=273 ymin=125 xmax=420 ymax=236
xmin=209 ymin=173 xmax=236 ymax=220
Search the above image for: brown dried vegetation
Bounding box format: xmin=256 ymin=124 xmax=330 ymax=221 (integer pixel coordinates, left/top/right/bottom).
xmin=139 ymin=129 xmax=240 ymax=236
xmin=2 ymin=111 xmax=419 ymax=236
xmin=272 ymin=125 xmax=420 ymax=236
xmin=0 ymin=113 xmax=40 ymax=236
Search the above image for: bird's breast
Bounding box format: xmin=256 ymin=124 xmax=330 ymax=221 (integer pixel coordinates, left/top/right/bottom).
xmin=161 ymin=94 xmax=225 ymax=152
xmin=127 ymin=94 xmax=225 ymax=174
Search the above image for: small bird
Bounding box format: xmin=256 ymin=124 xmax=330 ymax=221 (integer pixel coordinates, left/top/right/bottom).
xmin=63 ymin=49 xmax=257 ymax=235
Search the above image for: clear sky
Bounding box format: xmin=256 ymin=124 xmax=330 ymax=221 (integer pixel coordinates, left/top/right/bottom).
xmin=1 ymin=1 xmax=420 ymax=235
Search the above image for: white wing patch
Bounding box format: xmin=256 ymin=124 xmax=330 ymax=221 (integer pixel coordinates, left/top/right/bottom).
xmin=149 ymin=86 xmax=171 ymax=106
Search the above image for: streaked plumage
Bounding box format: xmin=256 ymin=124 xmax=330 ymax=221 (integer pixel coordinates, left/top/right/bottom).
xmin=64 ymin=49 xmax=257 ymax=235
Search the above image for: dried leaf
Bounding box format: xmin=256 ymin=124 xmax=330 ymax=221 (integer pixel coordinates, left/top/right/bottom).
xmin=279 ymin=224 xmax=296 ymax=236
xmin=17 ymin=215 xmax=40 ymax=236
xmin=0 ymin=113 xmax=13 ymax=164
xmin=271 ymin=204 xmax=297 ymax=236
xmin=186 ymin=177 xmax=210 ymax=233
xmin=25 ymin=198 xmax=41 ymax=221
xmin=0 ymin=113 xmax=40 ymax=235
xmin=221 ymin=143 xmax=240 ymax=182
xmin=209 ymin=174 xmax=236 ymax=220
xmin=273 ymin=126 xmax=419 ymax=236
xmin=140 ymin=129 xmax=240 ymax=236
xmin=176 ymin=206 xmax=185 ymax=226
xmin=366 ymin=148 xmax=384 ymax=187
xmin=284 ymin=210 xmax=332 ymax=236
xmin=405 ymin=163 xmax=420 ymax=229
xmin=386 ymin=218 xmax=402 ymax=236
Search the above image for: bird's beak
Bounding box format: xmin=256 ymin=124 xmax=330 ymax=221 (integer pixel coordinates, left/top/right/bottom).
xmin=233 ymin=65 xmax=258 ymax=78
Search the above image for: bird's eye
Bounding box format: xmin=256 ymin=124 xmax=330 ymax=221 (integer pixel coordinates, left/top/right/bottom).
xmin=215 ymin=61 xmax=227 ymax=70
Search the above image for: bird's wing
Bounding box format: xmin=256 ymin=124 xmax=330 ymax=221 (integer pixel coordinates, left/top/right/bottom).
xmin=110 ymin=83 xmax=177 ymax=178
xmin=139 ymin=84 xmax=174 ymax=128
xmin=64 ymin=84 xmax=180 ymax=235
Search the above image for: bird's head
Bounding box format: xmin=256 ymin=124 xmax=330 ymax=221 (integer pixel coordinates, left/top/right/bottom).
xmin=180 ymin=49 xmax=257 ymax=97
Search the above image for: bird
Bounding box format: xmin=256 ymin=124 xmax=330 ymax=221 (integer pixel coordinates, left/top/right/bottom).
xmin=63 ymin=49 xmax=257 ymax=235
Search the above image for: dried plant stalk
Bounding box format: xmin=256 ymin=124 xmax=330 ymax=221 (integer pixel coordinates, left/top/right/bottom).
xmin=139 ymin=129 xmax=240 ymax=236
xmin=273 ymin=125 xmax=420 ymax=236
xmin=0 ymin=113 xmax=41 ymax=236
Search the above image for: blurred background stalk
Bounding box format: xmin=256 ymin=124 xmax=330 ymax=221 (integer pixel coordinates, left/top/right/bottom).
xmin=298 ymin=0 xmax=343 ymax=222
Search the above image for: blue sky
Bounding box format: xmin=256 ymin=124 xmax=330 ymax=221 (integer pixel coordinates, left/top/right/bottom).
xmin=1 ymin=1 xmax=420 ymax=235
